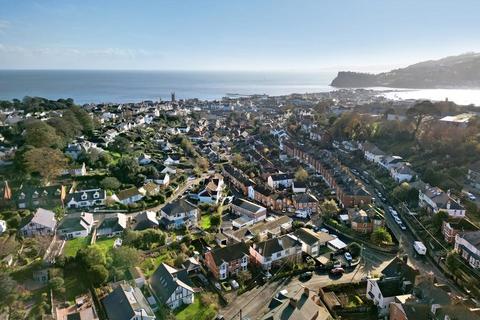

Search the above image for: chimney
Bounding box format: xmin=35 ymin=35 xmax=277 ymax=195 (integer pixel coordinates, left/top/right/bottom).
xmin=289 ymin=298 xmax=297 ymax=308
xmin=303 ymin=286 xmax=310 ymax=297
xmin=402 ymin=255 xmax=408 ymax=264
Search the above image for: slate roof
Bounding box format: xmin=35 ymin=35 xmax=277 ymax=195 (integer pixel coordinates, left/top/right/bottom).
xmin=58 ymin=212 xmax=94 ymax=233
xmin=132 ymin=211 xmax=159 ymax=231
xmin=98 ymin=213 xmax=127 ymax=232
xmin=115 ymin=187 xmax=142 ymax=201
xmin=102 ymin=282 xmax=154 ymax=320
xmin=232 ymin=198 xmax=265 ymax=213
xmin=255 ymin=234 xmax=301 ymax=257
xmin=66 ymin=189 xmax=106 ymax=203
xmin=209 ymin=242 xmax=250 ymax=266
xmin=162 ymin=199 xmax=197 ymax=216
xmin=269 ymin=173 xmax=294 ymax=181
xmin=381 ymin=257 xmax=419 ymax=283
xmin=150 ymin=263 xmax=194 ymax=304
xmin=293 ymin=228 xmax=334 ymax=246
xmin=462 ymin=231 xmax=480 ymax=249
xmin=293 ymin=193 xmax=318 ymax=204
xmin=25 ymin=208 xmax=57 ymax=230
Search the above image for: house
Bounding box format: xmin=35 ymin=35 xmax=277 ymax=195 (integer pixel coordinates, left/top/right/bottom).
xmin=293 ymin=228 xmax=334 ymax=257
xmin=159 ymin=199 xmax=198 ymax=229
xmin=16 ymin=185 xmax=64 ymax=209
xmin=293 ymin=193 xmax=319 ymax=213
xmin=153 ymin=173 xmax=170 ymax=187
xmin=132 ymin=211 xmax=159 ymax=231
xmin=267 ymin=173 xmax=294 ymax=189
xmin=262 ymin=287 xmax=332 ymax=320
xmin=467 ymin=162 xmax=480 ymax=191
xmin=204 ymin=241 xmax=250 ymax=280
xmin=0 ymin=220 xmax=6 ymax=234
xmin=183 ymin=255 xmax=201 ymax=274
xmin=102 ymin=282 xmax=155 ymax=320
xmin=20 ymin=208 xmax=57 ymax=237
xmin=196 ymin=175 xmax=224 ymax=204
xmin=150 ymin=263 xmax=195 ymax=310
xmin=390 ymin=164 xmax=416 ymax=183
xmin=138 ymin=154 xmax=152 ymax=165
xmin=292 ymin=181 xmax=307 ymax=193
xmin=442 ymin=218 xmax=479 ymax=243
xmin=250 ymin=234 xmax=302 ymax=270
xmin=66 ymin=188 xmax=106 ymax=209
xmin=454 ymin=231 xmax=480 ymax=268
xmin=164 ymin=154 xmax=181 ymax=166
xmin=63 ymin=163 xmax=87 ymax=177
xmin=57 ymin=212 xmax=94 ymax=239
xmin=225 ymin=215 xmax=292 ymax=243
xmin=112 ymin=187 xmax=143 ymax=205
xmin=157 ymin=165 xmax=176 ymax=175
xmin=97 ymin=213 xmax=127 ymax=237
xmin=231 ymin=198 xmax=267 ymax=228
xmin=65 ymin=143 xmax=83 ymax=160
xmin=361 ymin=141 xmax=386 ymax=164
xmin=348 ymin=207 xmax=385 ymax=234
xmin=419 ymin=184 xmax=466 ymax=217
xmin=139 ymin=182 xmax=161 ymax=196
xmin=129 ymin=267 xmax=146 ymax=288
xmin=55 ymin=294 xmax=99 ymax=320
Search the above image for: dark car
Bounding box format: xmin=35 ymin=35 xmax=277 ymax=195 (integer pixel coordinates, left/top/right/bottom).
xmin=299 ymin=271 xmax=313 ymax=281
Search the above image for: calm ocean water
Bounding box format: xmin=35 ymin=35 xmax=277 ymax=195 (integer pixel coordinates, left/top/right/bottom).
xmin=0 ymin=70 xmax=479 ymax=105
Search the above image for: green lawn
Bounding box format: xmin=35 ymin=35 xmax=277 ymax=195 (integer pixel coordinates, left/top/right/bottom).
xmin=93 ymin=238 xmax=116 ymax=255
xmin=174 ymin=297 xmax=215 ymax=320
xmin=200 ymin=215 xmax=212 ymax=230
xmin=63 ymin=236 xmax=91 ymax=257
xmin=141 ymin=252 xmax=171 ymax=277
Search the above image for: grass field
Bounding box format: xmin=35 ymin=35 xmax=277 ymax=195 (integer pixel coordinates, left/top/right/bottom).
xmin=200 ymin=215 xmax=212 ymax=230
xmin=93 ymin=238 xmax=116 ymax=255
xmin=174 ymin=297 xmax=215 ymax=320
xmin=63 ymin=236 xmax=91 ymax=257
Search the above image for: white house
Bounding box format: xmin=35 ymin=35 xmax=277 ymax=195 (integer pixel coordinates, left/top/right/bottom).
xmin=159 ymin=199 xmax=198 ymax=229
xmin=292 ymin=181 xmax=307 ymax=193
xmin=361 ymin=141 xmax=386 ymax=165
xmin=390 ymin=164 xmax=416 ymax=183
xmin=455 ymin=231 xmax=480 ymax=269
xmin=419 ymin=184 xmax=466 ymax=218
xmin=20 ymin=208 xmax=57 ymax=237
xmin=153 ymin=173 xmax=170 ymax=187
xmin=0 ymin=220 xmax=7 ymax=234
xmin=112 ymin=187 xmax=144 ymax=205
xmin=97 ymin=213 xmax=128 ymax=237
xmin=150 ymin=263 xmax=195 ymax=310
xmin=164 ymin=154 xmax=181 ymax=166
xmin=102 ymin=282 xmax=156 ymax=320
xmin=138 ymin=154 xmax=152 ymax=165
xmin=293 ymin=228 xmax=334 ymax=257
xmin=66 ymin=188 xmax=106 ymax=209
xmin=366 ymin=278 xmax=412 ymax=313
xmin=250 ymin=234 xmax=302 ymax=270
xmin=57 ymin=212 xmax=94 ymax=239
xmin=267 ymin=173 xmax=294 ymax=189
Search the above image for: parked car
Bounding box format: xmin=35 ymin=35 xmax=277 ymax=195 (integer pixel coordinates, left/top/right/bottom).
xmin=344 ymin=252 xmax=352 ymax=262
xmin=299 ymin=271 xmax=313 ymax=281
xmin=330 ymin=267 xmax=345 ymax=275
xmin=230 ymin=279 xmax=239 ymax=290
xmin=394 ymin=216 xmax=402 ymax=224
xmin=399 ymin=223 xmax=407 ymax=231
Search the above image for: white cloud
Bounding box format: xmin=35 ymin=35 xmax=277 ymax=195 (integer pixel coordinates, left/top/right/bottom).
xmin=0 ymin=20 xmax=11 ymax=33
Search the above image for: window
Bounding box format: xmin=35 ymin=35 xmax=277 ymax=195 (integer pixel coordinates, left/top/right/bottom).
xmin=93 ymin=192 xmax=99 ymax=199
xmin=81 ymin=193 xmax=87 ymax=200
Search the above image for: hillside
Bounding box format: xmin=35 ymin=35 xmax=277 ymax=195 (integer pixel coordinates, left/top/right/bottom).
xmin=331 ymin=53 xmax=480 ymax=88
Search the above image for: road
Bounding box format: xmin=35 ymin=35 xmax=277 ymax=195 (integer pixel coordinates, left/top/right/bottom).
xmin=220 ymin=255 xmax=394 ymax=320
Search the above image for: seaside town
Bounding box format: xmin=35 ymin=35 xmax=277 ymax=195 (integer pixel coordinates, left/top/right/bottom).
xmin=0 ymin=89 xmax=480 ymax=320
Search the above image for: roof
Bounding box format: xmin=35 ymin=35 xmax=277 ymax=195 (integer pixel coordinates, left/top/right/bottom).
xmin=132 ymin=211 xmax=158 ymax=231
xmin=102 ymin=282 xmax=154 ymax=320
xmin=26 ymin=208 xmax=57 ymax=230
xmin=262 ymin=287 xmax=331 ymax=320
xmin=209 ymin=242 xmax=250 ymax=266
xmin=254 ymin=234 xmax=301 ymax=257
xmin=66 ymin=189 xmax=106 ymax=203
xmin=377 ymin=279 xmax=405 ymax=297
xmin=232 ymin=198 xmax=265 ymax=213
xmin=293 ymin=193 xmax=318 ymax=204
xmin=58 ymin=212 xmax=94 ymax=233
xmin=150 ymin=263 xmax=194 ymax=304
xmin=115 ymin=187 xmax=142 ymax=201
xmin=381 ymin=257 xmax=419 ymax=283
xmin=269 ymin=173 xmax=294 ymax=182
xmin=461 ymin=230 xmax=480 ymax=249
xmin=98 ymin=213 xmax=127 ymax=232
xmin=293 ymin=228 xmax=334 ymax=246
xmin=161 ymin=198 xmax=197 ymax=216
xmin=228 ymin=216 xmax=292 ymax=241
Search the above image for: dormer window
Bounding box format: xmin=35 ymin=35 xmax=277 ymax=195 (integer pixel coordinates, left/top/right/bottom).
xmin=42 ymin=190 xmax=48 ymax=197
xmin=32 ymin=191 xmax=39 ymax=199
xmin=81 ymin=192 xmax=88 ymax=200
xmin=19 ymin=192 xmax=26 ymax=200
xmin=93 ymin=192 xmax=99 ymax=199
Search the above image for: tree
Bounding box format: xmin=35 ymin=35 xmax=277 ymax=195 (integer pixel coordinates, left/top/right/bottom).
xmin=110 ymin=247 xmax=140 ymax=269
xmin=406 ymin=100 xmax=439 ymax=140
xmin=174 ymin=253 xmax=187 ymax=268
xmin=294 ymin=167 xmax=309 ymax=182
xmin=24 ymin=120 xmax=62 ymax=148
xmin=24 ymin=148 xmax=68 ymax=183
xmin=0 ymin=272 xmax=18 ymax=308
xmin=210 ymin=214 xmax=221 ymax=229
xmin=432 ymin=211 xmax=449 ymax=232
xmin=319 ymin=199 xmax=339 ymax=216
xmin=195 ymin=157 xmax=209 ymax=172
xmin=89 ymin=264 xmax=109 ymax=286
xmin=109 ymin=136 xmax=132 ymax=153
xmin=348 ymin=242 xmax=362 ymax=258
xmin=237 ymin=270 xmax=252 ymax=286
xmin=112 ymin=156 xmax=140 ymax=183
xmin=446 ymin=251 xmax=461 ymax=276
xmin=370 ymin=227 xmax=392 ymax=245
xmin=76 ymin=246 xmax=106 ymax=270
xmin=48 ymin=277 xmax=65 ymax=295
xmin=100 ymin=177 xmax=121 ymax=191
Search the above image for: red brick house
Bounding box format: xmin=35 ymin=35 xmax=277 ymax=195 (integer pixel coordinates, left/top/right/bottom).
xmin=204 ymin=242 xmax=250 ymax=280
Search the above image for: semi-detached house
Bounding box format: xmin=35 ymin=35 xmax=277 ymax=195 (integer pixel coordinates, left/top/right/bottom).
xmin=204 ymin=242 xmax=250 ymax=280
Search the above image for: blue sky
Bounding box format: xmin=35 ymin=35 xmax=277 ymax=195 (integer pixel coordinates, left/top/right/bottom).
xmin=0 ymin=0 xmax=479 ymax=71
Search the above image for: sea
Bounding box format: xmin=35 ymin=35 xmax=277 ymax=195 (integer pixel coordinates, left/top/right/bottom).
xmin=1 ymin=70 xmax=480 ymax=106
